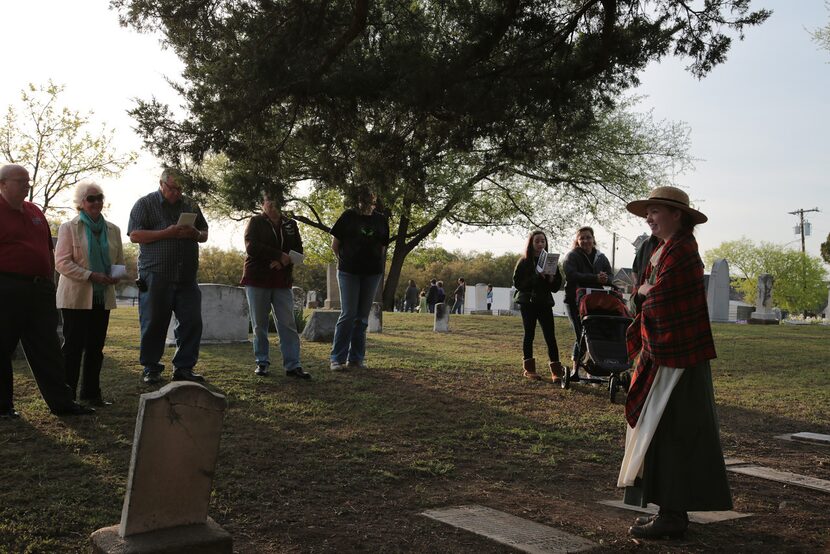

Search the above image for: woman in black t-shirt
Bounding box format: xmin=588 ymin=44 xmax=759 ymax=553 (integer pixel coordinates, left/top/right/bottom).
xmin=329 ymin=189 xmax=390 ymax=370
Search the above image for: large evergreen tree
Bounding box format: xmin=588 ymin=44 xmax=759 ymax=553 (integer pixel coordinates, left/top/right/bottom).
xmin=113 ymin=0 xmax=769 ymax=308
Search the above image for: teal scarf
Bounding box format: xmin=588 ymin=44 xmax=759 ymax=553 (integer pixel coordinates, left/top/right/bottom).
xmin=79 ymin=211 xmax=111 ymax=305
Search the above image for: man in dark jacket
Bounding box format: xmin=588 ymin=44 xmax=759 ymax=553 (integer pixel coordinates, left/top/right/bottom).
xmin=451 ymin=278 xmax=466 ymax=314
xmin=426 ymin=279 xmax=438 ymax=313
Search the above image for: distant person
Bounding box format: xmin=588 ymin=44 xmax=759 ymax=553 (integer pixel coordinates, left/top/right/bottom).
xmin=55 ymin=180 xmax=125 ymax=406
xmin=128 ymin=168 xmax=209 ymax=384
xmin=562 ymin=226 xmax=612 ymax=380
xmin=418 ymin=290 xmax=428 ymax=313
xmin=486 ymin=284 xmax=493 ymax=311
xmin=619 ymin=186 xmax=731 ymax=539
xmin=426 ymin=279 xmax=438 ymax=313
xmin=404 ymin=279 xmax=419 ymax=313
xmin=436 ymin=280 xmax=446 ymax=305
xmin=0 ymin=163 xmax=94 ymax=417
xmin=512 ymin=230 xmax=564 ymax=383
xmin=329 ymin=188 xmax=389 ymax=371
xmin=631 ymin=234 xmax=659 ymax=286
xmin=451 ymin=278 xmax=466 ymax=314
xmin=241 ymin=191 xmax=311 ymax=379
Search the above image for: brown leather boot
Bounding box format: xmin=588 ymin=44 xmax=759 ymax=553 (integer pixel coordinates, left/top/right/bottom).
xmin=522 ymin=358 xmax=542 ymax=380
xmin=549 ymin=361 xmax=564 ymax=384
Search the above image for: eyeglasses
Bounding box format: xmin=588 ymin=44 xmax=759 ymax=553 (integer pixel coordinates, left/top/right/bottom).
xmin=85 ymin=194 xmax=105 ymax=203
xmin=3 ymin=177 xmax=32 ymax=188
xmin=162 ymin=181 xmax=183 ymax=194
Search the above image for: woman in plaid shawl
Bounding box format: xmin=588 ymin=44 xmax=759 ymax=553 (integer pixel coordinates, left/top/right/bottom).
xmin=617 ymin=186 xmax=732 ymax=540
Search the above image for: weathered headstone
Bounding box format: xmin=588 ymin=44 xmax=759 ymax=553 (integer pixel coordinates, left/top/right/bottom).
xmin=750 ymin=274 xmax=778 ymax=325
xmin=167 ymin=284 xmax=249 ymax=344
xmin=90 ymin=382 xmax=231 ymax=553
xmin=707 ymin=259 xmax=730 ymax=322
xmin=825 ymin=286 xmax=830 ymax=320
xmin=291 ymin=286 xmax=305 ymax=313
xmin=368 ymin=302 xmax=383 ymax=333
xmin=306 ymin=290 xmax=318 ymax=309
xmin=301 ymin=310 xmax=340 ymax=342
xmin=323 ymin=263 xmax=341 ymax=310
xmin=434 ymin=303 xmax=449 ymax=332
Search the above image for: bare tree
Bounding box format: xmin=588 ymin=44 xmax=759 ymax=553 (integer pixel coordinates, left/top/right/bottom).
xmin=1 ymin=81 xmax=137 ymax=213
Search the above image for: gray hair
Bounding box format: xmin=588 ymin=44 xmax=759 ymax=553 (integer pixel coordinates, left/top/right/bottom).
xmin=73 ymin=180 xmax=103 ymax=211
xmin=160 ymin=168 xmax=182 ymax=184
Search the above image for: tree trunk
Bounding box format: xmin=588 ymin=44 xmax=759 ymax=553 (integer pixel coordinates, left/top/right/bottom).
xmin=381 ymin=196 xmax=414 ymax=310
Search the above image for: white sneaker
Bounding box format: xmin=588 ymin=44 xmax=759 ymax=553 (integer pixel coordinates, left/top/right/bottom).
xmin=330 ymin=361 xmax=348 ymax=371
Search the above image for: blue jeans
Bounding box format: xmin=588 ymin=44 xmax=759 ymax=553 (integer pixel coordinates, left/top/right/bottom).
xmin=245 ymin=286 xmax=301 ymax=371
xmin=451 ymin=299 xmax=464 ymax=314
xmin=330 ymin=271 xmax=382 ymax=364
xmin=138 ymin=272 xmax=202 ymax=374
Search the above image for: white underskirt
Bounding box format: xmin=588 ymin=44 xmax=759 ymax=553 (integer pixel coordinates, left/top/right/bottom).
xmin=617 ymin=365 xmax=685 ymax=487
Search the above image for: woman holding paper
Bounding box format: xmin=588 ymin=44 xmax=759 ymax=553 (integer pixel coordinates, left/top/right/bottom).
xmin=512 ymin=230 xmax=564 ymax=383
xmin=241 ymin=191 xmax=311 ymax=379
xmin=562 ymin=226 xmax=613 ymax=379
xmin=55 ymin=180 xmax=124 ymax=405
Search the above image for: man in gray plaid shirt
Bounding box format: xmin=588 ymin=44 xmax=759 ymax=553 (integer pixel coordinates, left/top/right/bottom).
xmin=127 ymin=169 xmax=209 ymax=384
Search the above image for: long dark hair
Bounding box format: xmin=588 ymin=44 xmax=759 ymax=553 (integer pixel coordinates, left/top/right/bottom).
xmin=523 ymin=230 xmax=548 ymax=259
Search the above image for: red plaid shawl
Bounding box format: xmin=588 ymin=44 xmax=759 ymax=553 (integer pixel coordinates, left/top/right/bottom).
xmin=624 ymin=230 xmax=716 ymax=427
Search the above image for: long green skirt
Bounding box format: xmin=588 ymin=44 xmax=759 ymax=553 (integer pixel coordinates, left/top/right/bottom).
xmin=624 ymin=361 xmax=733 ymax=512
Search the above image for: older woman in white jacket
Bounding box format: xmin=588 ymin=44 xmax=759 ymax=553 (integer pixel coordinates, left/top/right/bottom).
xmin=55 ymin=180 xmax=124 ymax=406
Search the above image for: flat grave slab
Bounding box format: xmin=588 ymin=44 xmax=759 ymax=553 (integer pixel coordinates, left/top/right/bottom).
xmin=774 ymin=432 xmax=830 ymax=446
xmin=727 ymin=465 xmax=830 ymax=494
xmin=421 ymin=505 xmax=595 ymax=553
xmin=597 ymin=500 xmax=751 ymax=524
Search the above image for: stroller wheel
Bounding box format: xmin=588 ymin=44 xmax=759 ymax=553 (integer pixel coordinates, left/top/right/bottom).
xmin=609 ymin=375 xmax=618 ymax=403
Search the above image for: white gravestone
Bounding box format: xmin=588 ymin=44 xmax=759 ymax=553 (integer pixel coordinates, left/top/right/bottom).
xmin=368 ymin=302 xmax=383 ymax=333
xmin=90 ymin=382 xmax=231 ymax=553
xmin=167 ymin=284 xmax=249 ymax=344
xmin=474 ymin=283 xmax=488 ymax=311
xmin=707 ymin=259 xmax=730 ymax=322
xmin=434 ymin=302 xmax=450 ymax=332
xmin=750 ymin=273 xmax=778 ymax=325
xmin=323 ymin=263 xmax=341 ymax=310
xmin=306 ymin=290 xmax=318 ymax=309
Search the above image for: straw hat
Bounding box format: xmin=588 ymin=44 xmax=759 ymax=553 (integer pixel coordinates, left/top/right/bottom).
xmin=626 ymin=186 xmax=708 ymax=224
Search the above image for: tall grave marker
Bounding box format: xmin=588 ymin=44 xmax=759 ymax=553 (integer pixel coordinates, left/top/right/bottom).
xmin=90 ymin=382 xmax=231 ymax=553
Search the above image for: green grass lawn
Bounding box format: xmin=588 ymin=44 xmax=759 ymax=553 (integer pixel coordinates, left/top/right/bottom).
xmin=2 ymin=310 xmax=829 ymax=552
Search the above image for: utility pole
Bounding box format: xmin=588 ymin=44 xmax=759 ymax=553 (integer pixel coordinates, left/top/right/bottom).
xmin=788 ymin=207 xmax=820 ymax=291
xmin=788 ymin=207 xmax=820 ymax=254
xmin=611 ymin=232 xmax=616 ymax=272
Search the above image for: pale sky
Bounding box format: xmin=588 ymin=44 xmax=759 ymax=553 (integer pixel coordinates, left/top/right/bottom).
xmin=3 ymin=0 xmax=828 ymax=271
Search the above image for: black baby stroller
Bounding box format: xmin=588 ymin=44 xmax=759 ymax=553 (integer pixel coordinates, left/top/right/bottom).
xmin=562 ymin=287 xmax=633 ymax=403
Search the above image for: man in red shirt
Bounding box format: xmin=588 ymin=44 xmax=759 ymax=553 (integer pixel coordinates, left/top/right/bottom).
xmin=0 ymin=164 xmax=94 ymax=418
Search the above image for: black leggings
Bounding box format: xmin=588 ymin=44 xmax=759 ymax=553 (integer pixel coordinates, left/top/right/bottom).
xmin=61 ymin=305 xmax=111 ymax=401
xmin=520 ymin=303 xmax=559 ymax=361
xmin=565 ymin=302 xmax=583 ymax=360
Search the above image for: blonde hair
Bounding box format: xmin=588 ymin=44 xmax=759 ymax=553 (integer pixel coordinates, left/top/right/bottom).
xmin=73 ymin=180 xmax=103 ymax=211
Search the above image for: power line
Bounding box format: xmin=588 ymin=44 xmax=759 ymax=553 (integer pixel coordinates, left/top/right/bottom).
xmin=787 ymin=207 xmax=820 ymax=254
